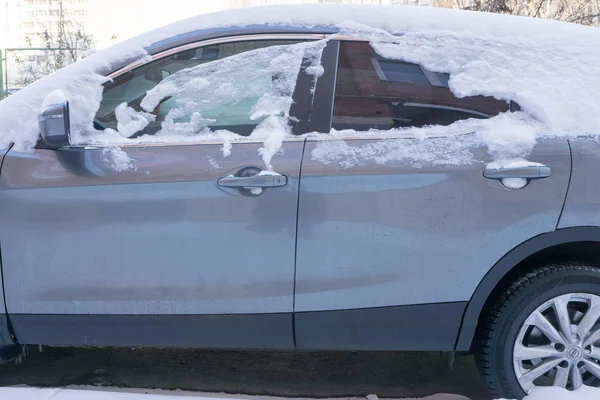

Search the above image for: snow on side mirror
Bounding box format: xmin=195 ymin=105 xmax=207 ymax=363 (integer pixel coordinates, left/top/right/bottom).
xmin=38 ymin=90 xmax=71 ymax=149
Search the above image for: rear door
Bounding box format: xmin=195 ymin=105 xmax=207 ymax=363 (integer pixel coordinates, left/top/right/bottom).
xmin=0 ymin=35 xmax=319 ymax=349
xmin=294 ymin=40 xmax=571 ymax=351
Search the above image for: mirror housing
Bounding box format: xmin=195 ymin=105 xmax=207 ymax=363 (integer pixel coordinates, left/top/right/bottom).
xmin=38 ymin=101 xmax=71 ymax=149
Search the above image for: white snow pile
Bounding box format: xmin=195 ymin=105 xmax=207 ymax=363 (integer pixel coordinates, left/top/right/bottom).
xmin=0 ymin=4 xmax=599 ymax=169
xmin=506 ymin=385 xmax=600 ymax=400
xmin=101 ymin=147 xmax=136 ymax=172
xmin=0 ymin=386 xmax=600 ymax=400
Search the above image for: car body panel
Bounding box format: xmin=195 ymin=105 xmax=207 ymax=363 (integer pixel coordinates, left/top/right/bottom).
xmin=295 ymin=302 xmax=466 ymax=351
xmin=295 ymin=138 xmax=571 ymax=315
xmin=0 ymin=141 xmax=303 ymax=346
xmin=557 ymin=137 xmax=600 ymax=229
xmin=9 ymin=313 xmax=293 ymax=349
xmin=455 ymin=226 xmax=600 ymax=351
xmin=0 ymin=142 xmax=303 ymax=315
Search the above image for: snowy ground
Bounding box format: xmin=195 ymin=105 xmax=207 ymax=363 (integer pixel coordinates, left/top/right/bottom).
xmin=0 ymin=348 xmax=489 ymax=399
xmin=0 ymin=388 xmax=467 ymax=400
xmin=0 ymin=349 xmax=599 ymax=400
xmin=1 ymin=386 xmax=599 ymax=400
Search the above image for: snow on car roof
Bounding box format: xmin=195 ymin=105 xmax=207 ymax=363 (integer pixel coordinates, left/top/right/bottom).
xmin=0 ymin=4 xmax=599 ymax=169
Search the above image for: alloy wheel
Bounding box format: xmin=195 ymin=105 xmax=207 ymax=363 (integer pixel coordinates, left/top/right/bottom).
xmin=513 ymin=293 xmax=600 ymax=393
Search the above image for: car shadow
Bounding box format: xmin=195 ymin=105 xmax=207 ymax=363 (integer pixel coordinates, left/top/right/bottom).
xmin=0 ymin=348 xmax=491 ymax=399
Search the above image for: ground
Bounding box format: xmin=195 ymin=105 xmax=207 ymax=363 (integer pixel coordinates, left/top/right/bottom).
xmin=0 ymin=348 xmax=490 ymax=399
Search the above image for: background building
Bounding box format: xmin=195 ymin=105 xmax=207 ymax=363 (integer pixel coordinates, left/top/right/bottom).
xmin=0 ymin=1 xmax=25 ymax=50
xmin=22 ymin=0 xmax=90 ymax=46
xmin=1 ymin=0 xmax=90 ymax=49
xmin=1 ymin=0 xmax=93 ymax=89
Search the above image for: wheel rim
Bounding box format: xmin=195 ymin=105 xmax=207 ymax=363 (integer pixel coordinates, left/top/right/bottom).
xmin=513 ymin=293 xmax=600 ymax=393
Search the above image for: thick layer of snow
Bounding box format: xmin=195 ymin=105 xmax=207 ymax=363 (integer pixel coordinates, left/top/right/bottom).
xmin=40 ymin=90 xmax=68 ymax=111
xmin=0 ymin=4 xmax=599 ymax=169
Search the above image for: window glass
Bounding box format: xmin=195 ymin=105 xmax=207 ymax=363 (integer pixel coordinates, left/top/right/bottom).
xmin=332 ymin=41 xmax=512 ymax=131
xmin=95 ymin=39 xmax=304 ymax=137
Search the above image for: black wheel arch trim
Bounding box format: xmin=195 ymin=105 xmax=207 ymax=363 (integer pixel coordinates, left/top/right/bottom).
xmin=455 ymin=226 xmax=600 ymax=351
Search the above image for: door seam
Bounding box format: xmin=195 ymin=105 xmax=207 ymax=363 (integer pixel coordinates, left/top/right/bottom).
xmin=555 ymin=138 xmax=573 ymax=230
xmin=0 ymin=143 xmax=17 ymax=344
xmin=292 ymin=138 xmax=307 ymax=349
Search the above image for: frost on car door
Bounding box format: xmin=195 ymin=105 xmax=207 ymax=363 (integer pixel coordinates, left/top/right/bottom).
xmin=0 ymin=38 xmax=315 ymax=348
xmin=294 ymin=41 xmax=571 ymax=350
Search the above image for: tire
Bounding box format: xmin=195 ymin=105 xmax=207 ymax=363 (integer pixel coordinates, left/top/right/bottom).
xmin=475 ymin=264 xmax=600 ymax=399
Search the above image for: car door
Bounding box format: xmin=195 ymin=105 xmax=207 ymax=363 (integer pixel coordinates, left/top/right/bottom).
xmin=294 ymin=40 xmax=571 ymax=351
xmin=0 ymin=35 xmax=319 ymax=349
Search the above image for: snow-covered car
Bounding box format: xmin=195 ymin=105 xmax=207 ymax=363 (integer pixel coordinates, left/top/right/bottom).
xmin=0 ymin=4 xmax=600 ymax=399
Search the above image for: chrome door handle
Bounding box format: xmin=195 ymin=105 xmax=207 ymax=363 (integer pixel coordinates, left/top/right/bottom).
xmin=484 ymin=165 xmax=551 ymax=180
xmin=218 ymin=174 xmax=287 ymax=188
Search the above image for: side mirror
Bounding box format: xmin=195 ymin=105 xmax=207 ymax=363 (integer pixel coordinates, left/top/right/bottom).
xmin=38 ymin=101 xmax=71 ymax=149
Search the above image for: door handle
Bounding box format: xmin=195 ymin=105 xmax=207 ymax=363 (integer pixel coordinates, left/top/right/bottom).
xmin=484 ymin=165 xmax=551 ymax=180
xmin=218 ymin=174 xmax=287 ymax=188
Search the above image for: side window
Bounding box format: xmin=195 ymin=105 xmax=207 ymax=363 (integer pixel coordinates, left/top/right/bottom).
xmin=95 ymin=39 xmax=304 ymax=137
xmin=332 ymin=41 xmax=512 ymax=131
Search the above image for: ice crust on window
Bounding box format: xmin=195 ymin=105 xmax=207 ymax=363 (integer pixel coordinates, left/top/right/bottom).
xmin=0 ymin=4 xmax=599 ymax=170
xmin=123 ymin=40 xmax=326 ymax=169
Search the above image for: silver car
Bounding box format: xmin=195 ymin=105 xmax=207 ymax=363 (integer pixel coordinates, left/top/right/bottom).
xmin=0 ymin=24 xmax=599 ymax=400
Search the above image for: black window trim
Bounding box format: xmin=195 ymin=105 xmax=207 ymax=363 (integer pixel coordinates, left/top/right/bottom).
xmin=402 ymin=102 xmax=492 ymax=119
xmin=107 ymin=33 xmax=326 ymax=80
xmin=307 ymin=40 xmax=340 ymax=134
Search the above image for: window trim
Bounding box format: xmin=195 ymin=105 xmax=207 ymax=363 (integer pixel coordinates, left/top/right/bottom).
xmin=108 ymin=33 xmax=326 ymax=80
xmin=401 ymin=102 xmax=492 ymax=119
xmin=66 ymin=136 xmax=306 ymax=151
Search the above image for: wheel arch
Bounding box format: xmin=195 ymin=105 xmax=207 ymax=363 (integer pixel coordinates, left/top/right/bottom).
xmin=455 ymin=226 xmax=600 ymax=351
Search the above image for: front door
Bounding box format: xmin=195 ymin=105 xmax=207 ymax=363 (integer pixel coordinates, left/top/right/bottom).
xmin=0 ymin=36 xmax=319 ymax=348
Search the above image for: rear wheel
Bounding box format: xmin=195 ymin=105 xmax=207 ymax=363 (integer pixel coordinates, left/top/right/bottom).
xmin=475 ymin=265 xmax=600 ymax=399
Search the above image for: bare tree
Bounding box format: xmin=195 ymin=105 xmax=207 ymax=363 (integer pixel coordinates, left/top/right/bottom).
xmin=435 ymin=0 xmax=600 ymax=25
xmin=12 ymin=0 xmax=94 ymax=87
